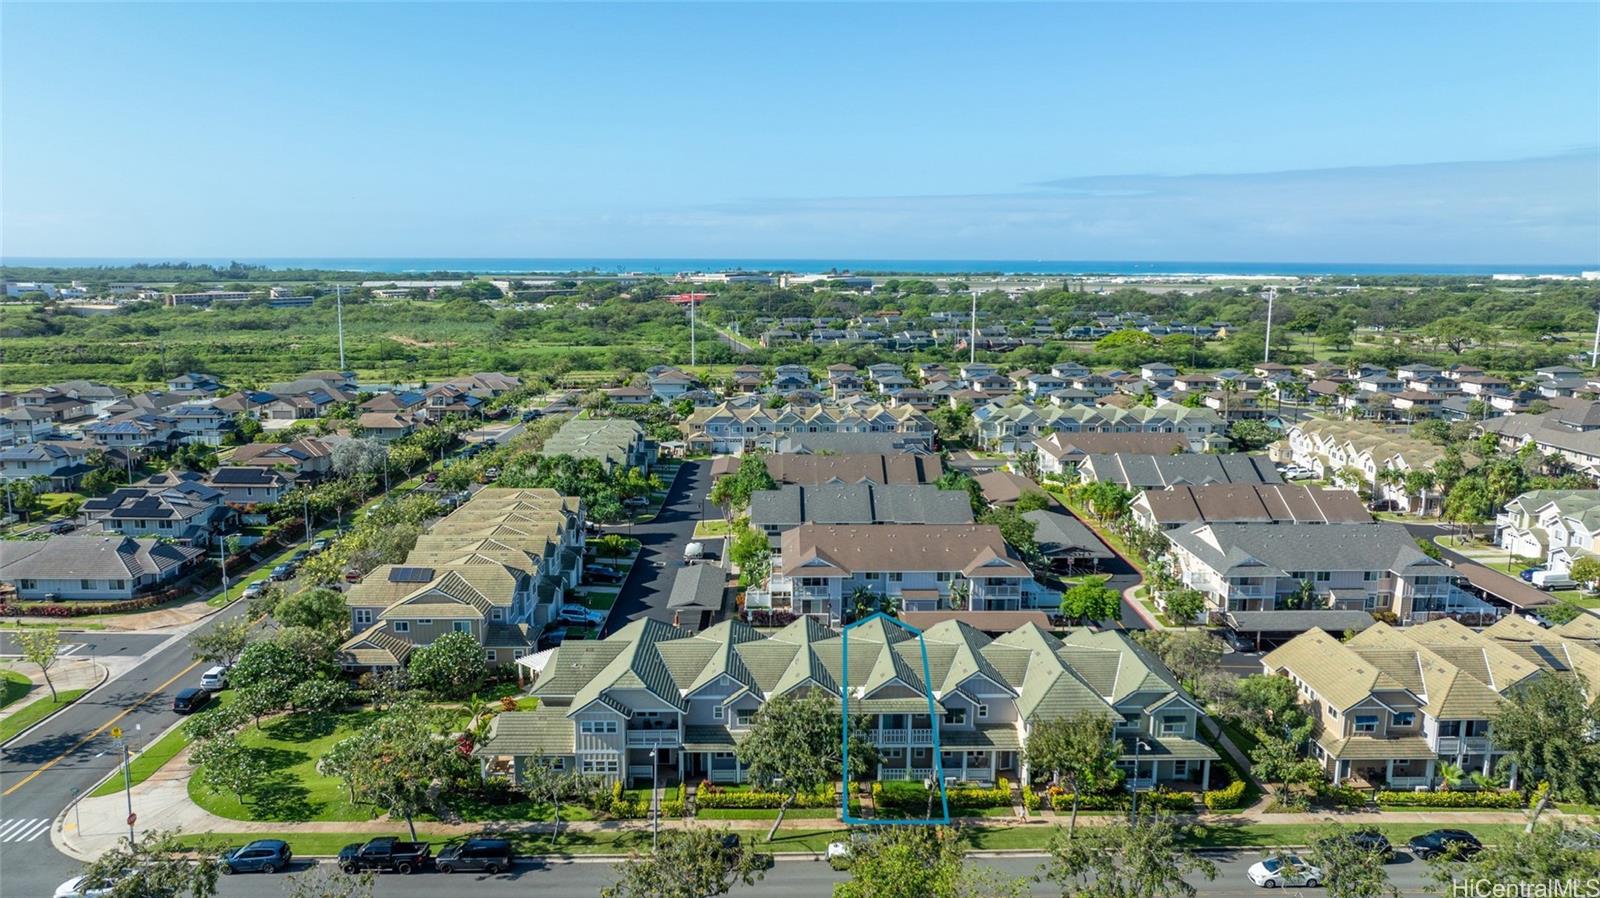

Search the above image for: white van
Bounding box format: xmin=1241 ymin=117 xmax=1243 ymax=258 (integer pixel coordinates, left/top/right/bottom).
xmin=683 ymin=542 xmax=705 ymax=563
xmin=1532 ymin=570 xmax=1577 ymax=591
xmin=199 ymin=666 xmax=229 ymax=691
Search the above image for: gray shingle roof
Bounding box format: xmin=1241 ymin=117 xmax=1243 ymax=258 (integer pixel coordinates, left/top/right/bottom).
xmin=1079 ymin=453 xmax=1282 ymax=488
xmin=1167 ymin=522 xmax=1442 ymax=580
xmin=749 ymin=484 xmax=973 ymax=529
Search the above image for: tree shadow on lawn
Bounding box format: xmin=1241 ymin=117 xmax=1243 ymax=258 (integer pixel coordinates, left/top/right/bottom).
xmin=239 ymin=746 xmax=317 ymax=822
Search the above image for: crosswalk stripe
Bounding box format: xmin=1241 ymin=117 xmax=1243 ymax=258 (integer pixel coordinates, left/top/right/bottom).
xmin=0 ymin=818 xmax=43 ymax=841
xmin=13 ymin=819 xmax=50 ymax=842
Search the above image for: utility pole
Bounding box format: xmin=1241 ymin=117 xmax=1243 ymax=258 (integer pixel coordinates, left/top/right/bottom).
xmin=336 ymin=285 xmax=346 ymax=371
xmin=690 ymin=296 xmax=697 ymax=367
xmin=218 ymin=532 xmax=232 ymax=596
xmin=969 ymin=291 xmax=977 ymax=364
xmin=302 ymin=494 xmax=311 ymax=546
xmin=1263 ymin=287 xmax=1276 ymax=363
xmin=1590 ymin=302 xmax=1599 ymax=369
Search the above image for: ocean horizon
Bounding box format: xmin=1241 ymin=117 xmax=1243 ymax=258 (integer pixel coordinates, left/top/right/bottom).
xmin=3 ymin=256 xmax=1597 ymax=278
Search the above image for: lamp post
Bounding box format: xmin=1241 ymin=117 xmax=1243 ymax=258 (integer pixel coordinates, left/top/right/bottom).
xmin=218 ymin=532 xmax=233 ymax=597
xmin=302 ymin=494 xmax=311 ymax=547
xmin=649 ymin=747 xmax=660 ymax=852
xmin=1129 ymin=738 xmax=1150 ymax=821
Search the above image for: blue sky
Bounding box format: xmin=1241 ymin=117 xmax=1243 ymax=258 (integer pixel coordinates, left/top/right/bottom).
xmin=3 ymin=2 xmax=1596 ymax=263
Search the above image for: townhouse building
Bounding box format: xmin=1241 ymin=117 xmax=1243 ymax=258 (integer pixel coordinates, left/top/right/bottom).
xmin=745 ymin=523 xmax=1048 ymax=618
xmin=1033 ymin=432 xmax=1194 ymax=478
xmin=1163 ymin=522 xmax=1497 ymax=636
xmin=1131 ymin=484 xmax=1371 ymax=531
xmin=477 ymin=616 xmax=1215 ymax=790
xmin=1495 ymin=488 xmax=1600 ymax=573
xmin=748 ymin=483 xmax=973 ymax=546
xmin=541 ymin=418 xmax=656 ymax=474
xmin=1478 ymin=399 xmax=1600 ymax=477
xmin=1077 ymin=453 xmax=1281 ymax=489
xmin=339 ymin=488 xmax=586 ymax=671
xmin=1285 ymin=418 xmax=1471 ymax=514
xmin=682 ymin=401 xmax=933 ymax=456
xmin=1263 ymin=616 xmax=1600 ymax=788
xmin=972 ymin=402 xmax=1225 ymax=454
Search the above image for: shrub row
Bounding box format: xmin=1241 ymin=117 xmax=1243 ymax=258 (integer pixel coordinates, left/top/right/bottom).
xmin=0 ymin=588 xmax=183 ymax=618
xmin=872 ymin=778 xmax=1013 ymax=814
xmin=1021 ymin=783 xmax=1041 ymax=813
xmin=1376 ymin=789 xmax=1524 ymax=808
xmin=695 ymin=783 xmax=837 ymax=809
xmin=1047 ymin=791 xmax=1123 ymax=812
xmin=1203 ymin=777 xmax=1249 ymax=811
xmin=1320 ymin=785 xmax=1370 ymax=809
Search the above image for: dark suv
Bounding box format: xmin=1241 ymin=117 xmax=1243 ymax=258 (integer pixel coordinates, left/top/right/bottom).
xmin=219 ymin=839 xmax=292 ymax=874
xmin=1315 ymin=828 xmax=1393 ymax=860
xmin=1408 ymin=829 xmax=1483 ymax=859
xmin=436 ymin=838 xmax=513 ymax=874
xmin=173 ymin=687 xmax=210 ymax=714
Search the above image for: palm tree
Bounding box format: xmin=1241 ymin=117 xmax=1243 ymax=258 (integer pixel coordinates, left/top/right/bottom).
xmin=1437 ymin=761 xmax=1466 ymax=791
xmin=1375 ymin=467 xmax=1405 ymax=507
xmin=1219 ymin=378 xmax=1239 ymax=419
xmin=1285 ymin=381 xmax=1309 ymax=422
xmin=1335 ymin=380 xmax=1357 ymax=418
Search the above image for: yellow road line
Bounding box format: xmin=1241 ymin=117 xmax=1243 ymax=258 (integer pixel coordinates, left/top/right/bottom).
xmin=2 ymin=658 xmax=204 ymax=797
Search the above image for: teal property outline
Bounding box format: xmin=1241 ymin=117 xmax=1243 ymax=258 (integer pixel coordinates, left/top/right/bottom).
xmin=840 ymin=611 xmax=951 ymax=825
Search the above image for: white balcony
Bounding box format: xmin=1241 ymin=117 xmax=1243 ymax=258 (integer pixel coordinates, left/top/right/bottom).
xmin=744 ymin=588 xmax=772 ymax=609
xmin=879 ymin=767 xmax=935 ymax=782
xmin=874 ymin=728 xmax=934 ymax=747
xmin=1387 ymin=776 xmax=1433 ymax=789
xmin=1434 ymin=736 xmax=1492 ymax=755
xmin=626 ymin=730 xmax=682 ymax=748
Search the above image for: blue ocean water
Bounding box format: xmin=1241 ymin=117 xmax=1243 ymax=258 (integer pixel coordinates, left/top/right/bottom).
xmin=3 ymin=256 xmax=1596 ymax=277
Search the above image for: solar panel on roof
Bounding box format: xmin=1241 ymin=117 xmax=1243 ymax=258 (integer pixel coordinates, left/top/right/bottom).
xmin=388 ymin=566 xmax=435 ymax=583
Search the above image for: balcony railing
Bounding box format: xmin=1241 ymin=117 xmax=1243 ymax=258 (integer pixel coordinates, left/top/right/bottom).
xmin=626 ymin=730 xmax=682 ymax=748
xmin=874 ymin=728 xmax=934 ymax=746
xmin=1434 ymin=736 xmax=1492 ymax=755
xmin=1387 ymin=776 xmax=1433 ymax=789
xmin=879 ymin=767 xmax=935 ymax=782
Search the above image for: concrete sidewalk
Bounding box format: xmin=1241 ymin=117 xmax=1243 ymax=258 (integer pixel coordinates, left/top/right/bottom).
xmin=54 ymin=736 xmax=1586 ymax=862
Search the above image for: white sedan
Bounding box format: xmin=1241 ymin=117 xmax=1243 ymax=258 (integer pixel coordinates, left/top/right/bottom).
xmin=54 ymin=876 xmax=114 ymax=898
xmin=1247 ymin=855 xmax=1323 ymax=888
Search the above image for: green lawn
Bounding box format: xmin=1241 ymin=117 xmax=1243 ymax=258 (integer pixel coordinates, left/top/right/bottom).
xmin=208 ymin=525 xmax=340 ymax=607
xmin=0 ymin=668 xmax=34 ymax=709
xmin=581 ymin=589 xmax=619 ymax=610
xmin=692 ymin=519 xmax=736 ymax=539
xmin=0 ymin=688 xmax=89 ymax=743
xmin=1221 ymin=720 xmax=1261 ymax=759
xmin=189 ymin=707 xmax=589 ymax=824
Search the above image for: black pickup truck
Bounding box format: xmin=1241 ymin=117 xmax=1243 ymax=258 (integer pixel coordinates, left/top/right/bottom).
xmin=338 ymin=837 xmax=431 ymax=874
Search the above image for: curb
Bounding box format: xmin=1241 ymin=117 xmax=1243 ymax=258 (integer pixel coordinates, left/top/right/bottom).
xmin=0 ymin=659 xmax=109 ymax=748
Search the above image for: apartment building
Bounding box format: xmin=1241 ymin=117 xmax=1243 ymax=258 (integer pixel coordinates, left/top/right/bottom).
xmin=338 ymin=488 xmax=586 ymax=671
xmin=1263 ymin=616 xmax=1600 ymax=787
xmin=1495 ymin=488 xmax=1600 ymax=573
xmin=972 ymin=402 xmax=1225 ymax=454
xmin=476 ymin=616 xmax=1215 ymax=790
xmin=1077 ymin=453 xmax=1281 ymax=489
xmin=81 ymin=481 xmax=234 ymax=545
xmin=0 ymin=440 xmax=94 ymax=490
xmin=682 ymin=401 xmax=933 ymax=455
xmin=1479 ymin=400 xmax=1600 ymax=477
xmin=746 ymin=523 xmax=1048 ymax=618
xmin=1164 ymin=522 xmax=1497 ymax=636
xmin=1033 ymin=432 xmax=1195 ymax=477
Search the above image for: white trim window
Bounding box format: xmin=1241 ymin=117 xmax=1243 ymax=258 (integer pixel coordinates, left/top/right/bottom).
xmin=712 ymin=705 xmax=724 ymax=721
xmin=580 ymin=757 xmax=619 ymax=775
xmin=976 ymin=704 xmax=989 ymax=719
xmin=354 ymin=609 xmax=374 ymax=626
xmin=392 ymin=621 xmax=411 ymax=634
xmin=1159 ymin=715 xmax=1186 ymax=737
xmin=580 ymin=720 xmax=619 ymax=735
xmin=1353 ymin=714 xmax=1379 ymax=734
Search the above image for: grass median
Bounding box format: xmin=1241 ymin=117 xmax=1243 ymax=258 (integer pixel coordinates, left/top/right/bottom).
xmin=0 ymin=668 xmax=34 ymax=709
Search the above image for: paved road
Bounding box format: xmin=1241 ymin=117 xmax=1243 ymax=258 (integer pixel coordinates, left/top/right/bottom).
xmin=154 ymin=851 xmax=1444 ymax=898
xmin=0 ymin=593 xmax=260 ymax=895
xmin=0 ymin=632 xmax=166 ymax=659
xmin=609 ymin=460 xmax=711 ymax=627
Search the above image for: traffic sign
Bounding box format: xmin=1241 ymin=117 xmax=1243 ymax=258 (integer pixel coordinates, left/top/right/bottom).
xmin=110 ymin=726 xmax=122 ymax=740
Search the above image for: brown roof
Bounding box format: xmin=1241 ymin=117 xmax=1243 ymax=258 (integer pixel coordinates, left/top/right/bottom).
xmin=1034 ymin=431 xmax=1190 ymax=460
xmin=975 ymin=471 xmax=1052 ymax=507
xmin=778 ymin=523 xmax=1029 ymax=578
xmin=1136 ymin=484 xmax=1371 ymax=526
xmin=1451 ymin=560 xmax=1552 ymax=610
xmin=762 ymin=453 xmax=943 ymax=486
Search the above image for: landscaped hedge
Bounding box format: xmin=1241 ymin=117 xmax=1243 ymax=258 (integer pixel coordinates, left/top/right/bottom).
xmin=0 ymin=588 xmax=183 ymax=618
xmin=1204 ymin=777 xmax=1249 ymax=811
xmin=695 ymin=782 xmax=838 ymax=809
xmin=1203 ymin=761 xmax=1251 ymax=811
xmin=1376 ymin=789 xmax=1525 ymax=808
xmin=1320 ymin=785 xmax=1370 ymax=809
xmin=1021 ymin=783 xmax=1041 ymax=813
xmin=873 ymin=778 xmax=1012 ymax=814
xmin=1047 ymin=790 xmax=1123 ymax=812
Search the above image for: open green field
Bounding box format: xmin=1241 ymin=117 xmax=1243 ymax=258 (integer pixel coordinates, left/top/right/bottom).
xmin=0 ymin=688 xmax=89 ymax=743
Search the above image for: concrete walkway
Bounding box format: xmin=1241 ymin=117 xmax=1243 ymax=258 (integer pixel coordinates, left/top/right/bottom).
xmin=54 ymin=734 xmax=1594 ymax=862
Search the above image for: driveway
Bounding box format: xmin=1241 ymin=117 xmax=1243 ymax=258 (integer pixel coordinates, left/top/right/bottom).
xmin=607 ymin=460 xmax=712 ymax=626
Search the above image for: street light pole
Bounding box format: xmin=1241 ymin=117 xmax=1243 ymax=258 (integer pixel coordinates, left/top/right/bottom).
xmin=1263 ymin=287 xmax=1277 ymax=363
xmin=302 ymin=495 xmax=311 ymax=546
xmin=1129 ymin=738 xmax=1150 ymax=821
xmin=650 ymin=747 xmax=660 ymax=852
xmin=218 ymin=532 xmax=232 ymax=597
xmin=121 ymin=739 xmax=135 ymax=843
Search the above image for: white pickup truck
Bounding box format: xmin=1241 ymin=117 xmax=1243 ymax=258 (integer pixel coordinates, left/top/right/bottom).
xmin=683 ymin=541 xmax=705 ymax=563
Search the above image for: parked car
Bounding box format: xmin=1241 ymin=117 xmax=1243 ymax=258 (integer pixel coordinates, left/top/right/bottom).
xmin=1407 ymin=829 xmax=1483 ymax=859
xmin=436 ymin=837 xmax=512 ymax=874
xmin=242 ymin=579 xmax=269 ymax=599
xmin=310 ymin=537 xmax=330 ymax=553
xmin=557 ymin=604 xmax=606 ymax=626
xmin=219 ymin=839 xmax=292 ymax=874
xmin=537 ymin=627 xmax=568 ymax=649
xmin=338 ymin=838 xmax=431 ymax=874
xmin=199 ymin=666 xmax=229 ymax=691
xmin=683 ymin=541 xmax=705 ymax=563
xmin=53 ymin=875 xmax=117 ymax=897
xmin=270 ymin=564 xmax=294 ymax=581
xmin=1520 ymin=567 xmax=1543 ymax=583
xmin=623 ymin=496 xmax=648 ymax=508
xmin=584 ymin=564 xmax=623 ymax=583
xmin=1532 ymin=570 xmax=1577 ymax=591
xmin=49 ymin=519 xmax=77 ymax=534
xmin=483 ymin=466 xmax=501 ymax=481
xmin=1314 ymin=827 xmax=1392 ymax=860
xmin=174 ymin=687 xmax=211 ymax=714
xmin=424 ymin=471 xmax=438 ymax=483
xmin=344 ymin=568 xmax=364 ymax=584
xmin=482 ymin=438 xmax=497 ymax=449
xmin=1247 ymin=854 xmax=1322 ymax=888
xmin=290 ymin=551 xmax=309 ymax=565
xmin=521 ymin=409 xmax=541 ymax=422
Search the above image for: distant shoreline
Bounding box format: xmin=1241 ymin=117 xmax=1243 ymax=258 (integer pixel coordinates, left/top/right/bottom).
xmin=3 ymin=257 xmax=1596 ymax=278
